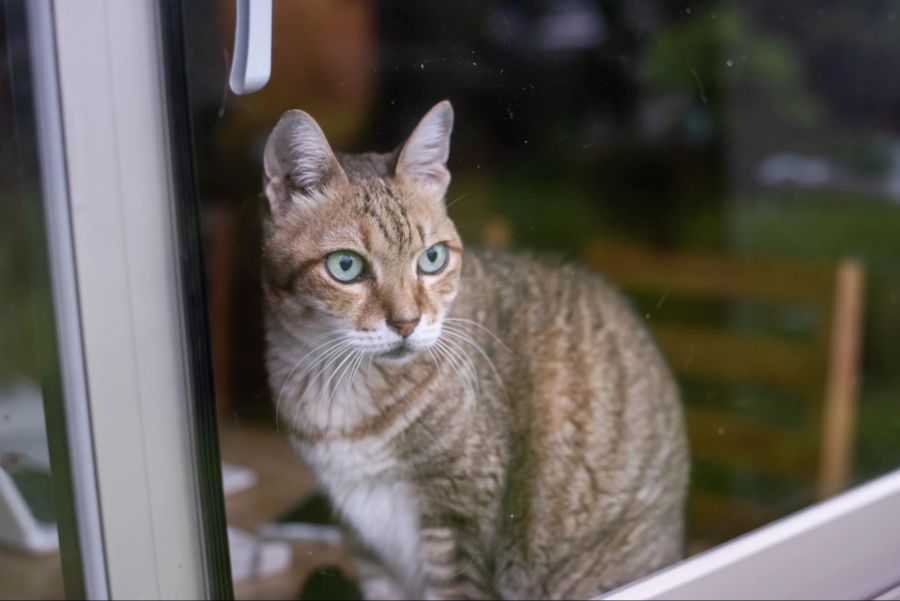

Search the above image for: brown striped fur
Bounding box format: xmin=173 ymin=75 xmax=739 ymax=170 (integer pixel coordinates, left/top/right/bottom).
xmin=261 ymin=101 xmax=688 ymax=599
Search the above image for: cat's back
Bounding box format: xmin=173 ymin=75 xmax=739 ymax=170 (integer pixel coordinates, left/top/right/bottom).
xmin=457 ymin=246 xmax=667 ymax=372
xmin=454 ymin=247 xmax=688 ymax=595
xmin=455 ymin=246 xmax=684 ymax=453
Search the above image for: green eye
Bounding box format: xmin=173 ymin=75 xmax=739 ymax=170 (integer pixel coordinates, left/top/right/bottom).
xmin=325 ymin=251 xmax=366 ymax=283
xmin=418 ymin=243 xmax=449 ymax=274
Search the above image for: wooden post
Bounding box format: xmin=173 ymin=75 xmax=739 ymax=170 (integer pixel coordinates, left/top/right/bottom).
xmin=817 ymin=259 xmax=865 ymax=499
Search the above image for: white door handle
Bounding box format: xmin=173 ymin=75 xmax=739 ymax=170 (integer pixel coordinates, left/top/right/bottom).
xmin=229 ymin=0 xmax=271 ymax=95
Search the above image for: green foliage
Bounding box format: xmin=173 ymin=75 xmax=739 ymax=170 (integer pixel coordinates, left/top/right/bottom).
xmin=730 ymin=191 xmax=900 ymax=265
xmin=0 ymin=194 xmax=39 ymax=384
xmin=641 ymin=8 xmax=820 ymax=128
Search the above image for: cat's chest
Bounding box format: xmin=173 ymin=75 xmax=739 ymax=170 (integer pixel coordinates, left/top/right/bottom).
xmin=295 ymin=438 xmax=424 ymax=591
xmin=334 ymin=476 xmax=423 ymax=592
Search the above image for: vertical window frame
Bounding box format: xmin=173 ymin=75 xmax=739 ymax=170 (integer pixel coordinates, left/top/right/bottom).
xmin=34 ymin=0 xmax=232 ymax=597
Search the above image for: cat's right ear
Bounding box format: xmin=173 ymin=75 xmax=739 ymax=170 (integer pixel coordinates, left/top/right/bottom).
xmin=263 ymin=110 xmax=348 ymax=216
xmin=395 ymin=100 xmax=454 ymax=199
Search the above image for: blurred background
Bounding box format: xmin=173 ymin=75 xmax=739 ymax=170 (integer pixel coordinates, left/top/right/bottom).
xmin=181 ymin=0 xmax=900 ymax=596
xmin=3 ymin=0 xmax=900 ymax=599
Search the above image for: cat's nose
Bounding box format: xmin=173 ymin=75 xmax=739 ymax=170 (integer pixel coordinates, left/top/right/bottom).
xmin=387 ymin=316 xmax=420 ymax=338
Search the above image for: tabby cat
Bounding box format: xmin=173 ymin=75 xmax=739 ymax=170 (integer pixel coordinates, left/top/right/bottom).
xmin=261 ymin=101 xmax=688 ymax=600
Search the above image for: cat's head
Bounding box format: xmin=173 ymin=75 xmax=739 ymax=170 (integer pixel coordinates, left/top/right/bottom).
xmin=261 ymin=101 xmax=462 ymax=364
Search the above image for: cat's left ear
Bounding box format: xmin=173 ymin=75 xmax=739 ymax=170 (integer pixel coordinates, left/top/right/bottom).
xmin=395 ymin=100 xmax=454 ymax=198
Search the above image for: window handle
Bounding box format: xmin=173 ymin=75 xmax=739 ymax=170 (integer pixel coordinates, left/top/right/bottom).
xmin=229 ymin=0 xmax=271 ymax=95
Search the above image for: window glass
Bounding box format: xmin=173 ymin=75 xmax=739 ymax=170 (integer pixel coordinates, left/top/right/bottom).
xmin=0 ymin=3 xmax=65 ymax=598
xmin=182 ymin=1 xmax=900 ymax=597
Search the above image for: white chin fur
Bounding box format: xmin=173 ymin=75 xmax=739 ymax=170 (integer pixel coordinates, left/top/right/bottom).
xmin=347 ymin=320 xmax=442 ymax=364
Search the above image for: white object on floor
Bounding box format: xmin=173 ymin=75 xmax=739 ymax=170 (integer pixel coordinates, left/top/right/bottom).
xmin=221 ymin=462 xmax=257 ymax=496
xmin=222 ymin=454 xmax=292 ymax=585
xmin=0 ymin=466 xmax=58 ymax=554
xmin=257 ymin=517 xmax=343 ymax=545
xmin=0 ymin=378 xmax=58 ymax=554
xmin=228 ymin=526 xmax=292 ymax=584
xmin=0 ymin=378 xmax=50 ymax=469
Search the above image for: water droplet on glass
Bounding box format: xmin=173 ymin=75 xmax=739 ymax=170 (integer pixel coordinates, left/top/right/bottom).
xmin=726 ymin=59 xmax=734 ymax=68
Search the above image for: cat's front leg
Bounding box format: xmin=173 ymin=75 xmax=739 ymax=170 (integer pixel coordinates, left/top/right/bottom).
xmin=343 ymin=528 xmax=410 ymax=601
xmin=421 ymin=527 xmax=493 ymax=600
xmin=352 ymin=555 xmax=409 ymax=601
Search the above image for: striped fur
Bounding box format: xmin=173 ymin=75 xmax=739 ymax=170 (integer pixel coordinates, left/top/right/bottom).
xmin=261 ymin=102 xmax=688 ymax=599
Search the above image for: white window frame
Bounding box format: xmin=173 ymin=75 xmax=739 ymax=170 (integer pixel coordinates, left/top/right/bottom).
xmin=601 ymin=469 xmax=900 ymax=600
xmin=27 ymin=0 xmax=900 ymax=598
xmin=28 ymin=0 xmax=230 ymax=598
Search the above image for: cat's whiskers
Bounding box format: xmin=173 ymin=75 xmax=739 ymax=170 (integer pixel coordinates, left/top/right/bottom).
xmin=441 ymin=325 xmax=508 ymax=403
xmin=293 ymin=342 xmax=355 ymax=429
xmin=341 ymin=351 xmax=368 ymax=427
xmin=288 ymin=331 xmax=351 ymax=389
xmin=430 ymin=341 xmax=456 ymax=388
xmin=274 ymin=330 xmax=346 ymax=430
xmin=426 ymin=347 xmax=441 ymax=375
xmin=434 ymin=337 xmax=478 ymax=397
xmin=320 ymin=348 xmax=360 ymax=431
xmin=295 ymin=339 xmax=354 ymax=396
xmin=446 ymin=337 xmax=480 ymax=394
xmin=444 ymin=317 xmax=516 ymax=357
xmin=336 ymin=350 xmax=366 ymax=423
xmin=445 ymin=191 xmax=470 ymax=209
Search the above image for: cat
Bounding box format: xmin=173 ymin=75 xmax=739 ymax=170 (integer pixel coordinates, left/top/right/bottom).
xmin=261 ymin=100 xmax=688 ymax=600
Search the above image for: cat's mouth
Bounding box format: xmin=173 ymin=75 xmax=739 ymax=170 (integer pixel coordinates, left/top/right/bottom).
xmin=378 ymin=343 xmax=415 ymax=361
xmin=364 ymin=334 xmax=440 ymax=364
xmin=379 ymin=344 xmax=415 ymax=359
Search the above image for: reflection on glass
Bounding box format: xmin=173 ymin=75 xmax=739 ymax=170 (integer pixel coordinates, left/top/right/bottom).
xmin=183 ymin=1 xmax=900 ymax=598
xmin=0 ymin=4 xmax=64 ymax=598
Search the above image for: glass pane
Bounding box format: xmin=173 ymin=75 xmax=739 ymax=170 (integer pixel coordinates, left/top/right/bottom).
xmin=0 ymin=3 xmax=64 ymax=599
xmin=181 ymin=1 xmax=900 ymax=597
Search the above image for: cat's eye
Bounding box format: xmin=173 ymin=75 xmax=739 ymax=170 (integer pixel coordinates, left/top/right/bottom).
xmin=417 ymin=243 xmax=449 ymax=274
xmin=325 ymin=251 xmax=366 ymax=282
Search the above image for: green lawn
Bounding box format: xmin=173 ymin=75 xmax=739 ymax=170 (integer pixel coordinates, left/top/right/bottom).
xmin=730 ymin=190 xmax=900 ymax=486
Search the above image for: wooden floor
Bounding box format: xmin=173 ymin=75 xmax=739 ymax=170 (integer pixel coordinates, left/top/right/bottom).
xmin=0 ymin=422 xmax=349 ymax=601
xmin=0 ymin=547 xmax=64 ymax=600
xmin=221 ymin=422 xmax=352 ymax=600
xmin=1 ymin=421 xmax=716 ymax=600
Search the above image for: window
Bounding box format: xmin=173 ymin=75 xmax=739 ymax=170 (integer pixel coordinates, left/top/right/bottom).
xmin=4 ymin=0 xmax=900 ymax=599
xmin=179 ymin=1 xmax=900 ymax=598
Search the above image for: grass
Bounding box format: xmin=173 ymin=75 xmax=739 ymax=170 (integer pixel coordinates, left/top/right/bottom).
xmin=728 ymin=189 xmax=900 ymax=266
xmin=722 ymin=189 xmax=900 ymax=486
